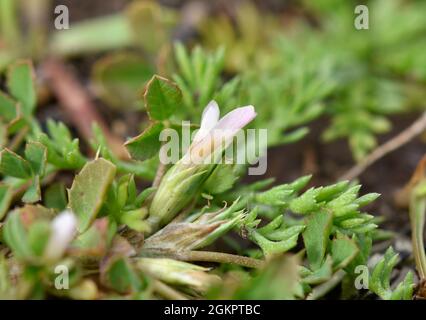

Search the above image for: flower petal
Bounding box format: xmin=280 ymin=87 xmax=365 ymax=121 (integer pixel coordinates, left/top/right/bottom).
xmin=185 ymin=105 xmax=257 ymax=164
xmin=193 ymin=100 xmax=220 ymax=143
xmin=214 ymin=105 xmax=256 ymax=132
xmin=44 ymin=210 xmax=77 ymax=261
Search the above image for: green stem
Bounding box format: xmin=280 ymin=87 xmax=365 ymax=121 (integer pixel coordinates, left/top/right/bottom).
xmin=153 ymin=280 xmax=188 ymax=300
xmin=177 ymin=250 xmax=264 ymax=269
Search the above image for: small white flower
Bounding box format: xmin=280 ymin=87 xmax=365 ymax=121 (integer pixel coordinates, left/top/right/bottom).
xmin=183 ymin=100 xmax=256 ymax=164
xmin=44 ymin=210 xmax=77 ymax=261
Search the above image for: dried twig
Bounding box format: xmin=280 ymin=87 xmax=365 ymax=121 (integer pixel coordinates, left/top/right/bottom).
xmin=340 ymin=112 xmax=426 ymax=181
xmin=42 ymin=58 xmax=129 ymax=160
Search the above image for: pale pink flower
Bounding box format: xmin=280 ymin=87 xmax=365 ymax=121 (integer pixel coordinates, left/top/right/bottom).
xmin=182 ymin=100 xmax=256 ymax=164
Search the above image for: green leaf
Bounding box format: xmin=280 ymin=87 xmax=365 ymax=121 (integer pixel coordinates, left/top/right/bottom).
xmin=302 ymin=256 xmax=333 ymax=285
xmin=255 ymin=176 xmax=312 ymax=207
xmin=70 ymin=218 xmax=111 ymax=257
xmin=22 ymin=175 xmax=41 ymax=203
xmin=125 ymin=122 xmax=164 ymax=161
xmin=68 ymin=158 xmax=116 ymax=232
xmin=303 ymin=211 xmax=333 ymax=270
xmin=27 ymin=220 xmax=51 ymax=257
xmin=143 ymin=75 xmax=182 ymax=120
xmin=226 ymin=255 xmax=301 ymax=300
xmin=347 ymin=234 xmax=372 ymax=273
xmin=250 ymin=228 xmax=301 ymax=257
xmin=203 ymin=164 xmax=239 ymax=194
xmin=7 ymin=61 xmax=36 ymax=117
xmin=0 ymin=122 xmax=6 ymax=148
xmin=43 ymin=183 xmax=67 ymax=211
xmin=0 ymin=91 xmax=18 ymax=122
xmin=35 ymin=120 xmax=86 ymax=169
xmin=134 ymin=187 xmax=156 ymax=207
xmin=255 ymin=185 xmax=294 ymax=207
xmin=25 ymin=141 xmax=47 ymax=176
xmin=330 ymin=234 xmax=359 ymax=270
xmin=0 ymin=148 xmax=32 ymax=179
xmin=369 ymin=247 xmax=414 ymax=300
xmin=0 ymin=184 xmax=13 ymax=219
xmin=3 ymin=210 xmax=33 ymax=260
xmin=281 ymin=127 xmax=309 ymax=144
xmin=103 ymin=257 xmax=141 ymax=293
xmin=289 ymin=188 xmax=320 ymax=214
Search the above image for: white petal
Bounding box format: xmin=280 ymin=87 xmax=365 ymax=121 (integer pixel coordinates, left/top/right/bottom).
xmin=185 ymin=105 xmax=256 ymax=164
xmin=44 ymin=210 xmax=77 ymax=261
xmin=214 ymin=105 xmax=256 ymax=132
xmin=193 ymin=100 xmax=220 ymax=143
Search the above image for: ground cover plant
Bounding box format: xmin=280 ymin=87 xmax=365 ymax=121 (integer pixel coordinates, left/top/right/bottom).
xmin=0 ymin=0 xmax=425 ymax=300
